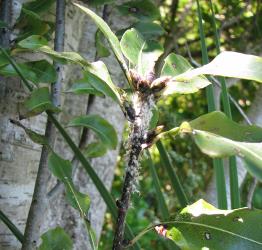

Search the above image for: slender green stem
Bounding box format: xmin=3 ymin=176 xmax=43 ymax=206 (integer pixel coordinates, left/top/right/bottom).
xmin=209 ymin=0 xmax=240 ymax=209
xmin=196 ymin=0 xmax=227 ymax=209
xmin=156 ymin=141 xmax=188 ymax=207
xmin=147 ymin=151 xmax=169 ymax=220
xmin=0 ymin=210 xmax=24 ymax=243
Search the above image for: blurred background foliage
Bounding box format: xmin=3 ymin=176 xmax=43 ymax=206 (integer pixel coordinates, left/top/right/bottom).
xmin=99 ymin=0 xmax=262 ymax=249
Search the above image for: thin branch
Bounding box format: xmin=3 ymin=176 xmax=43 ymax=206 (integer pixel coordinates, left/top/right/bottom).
xmin=47 ymin=4 xmax=110 ymax=201
xmin=21 ymin=1 xmax=65 ymax=249
xmin=247 ymin=178 xmax=258 ymax=208
xmin=0 ymin=0 xmax=11 ymax=47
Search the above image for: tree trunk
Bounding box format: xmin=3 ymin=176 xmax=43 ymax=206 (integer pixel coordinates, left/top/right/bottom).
xmin=0 ymin=2 xmax=129 ymax=249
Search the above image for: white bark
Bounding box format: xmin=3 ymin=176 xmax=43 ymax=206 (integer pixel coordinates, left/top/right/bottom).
xmin=0 ymin=1 xmax=129 ymax=249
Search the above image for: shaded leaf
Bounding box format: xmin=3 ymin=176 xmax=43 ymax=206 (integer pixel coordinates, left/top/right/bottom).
xmin=164 ymin=199 xmax=262 ymax=250
xmin=161 ymin=53 xmax=211 ymax=94
xmin=68 ymin=115 xmax=117 ymax=150
xmin=95 ymin=30 xmax=110 ymax=58
xmin=39 ymin=227 xmax=72 ymax=250
xmin=85 ymin=61 xmax=122 ymax=104
xmin=23 ymin=0 xmax=55 ymax=14
xmin=18 ymin=35 xmax=48 ymax=49
xmin=117 ymin=0 xmax=160 ymax=20
xmin=20 ymin=87 xmax=60 ymax=118
xmin=48 ymin=152 xmax=90 ymax=215
xmin=0 ymin=60 xmax=57 ymax=84
xmin=86 ymin=221 xmax=98 ymax=250
xmin=10 ymin=119 xmax=48 ymax=146
xmin=87 ymin=0 xmax=114 ymax=6
xmin=149 ymin=105 xmax=159 ymax=130
xmin=176 ymin=51 xmax=262 ymax=83
xmin=120 ymin=28 xmax=163 ymax=76
xmin=84 ymin=141 xmax=108 ymax=158
xmin=74 ymin=3 xmax=128 ymax=75
xmin=66 ymin=82 xmax=103 ymax=96
xmin=117 ymin=22 xmax=165 ymax=39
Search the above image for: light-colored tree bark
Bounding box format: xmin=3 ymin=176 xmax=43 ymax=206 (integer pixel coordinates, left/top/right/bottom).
xmin=0 ymin=1 xmax=129 ymax=249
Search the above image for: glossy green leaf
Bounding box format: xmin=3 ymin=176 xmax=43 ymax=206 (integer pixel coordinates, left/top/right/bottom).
xmin=120 ymin=28 xmax=163 ymax=76
xmin=23 ymin=0 xmax=55 ymax=14
xmin=176 ymin=51 xmax=262 ymax=83
xmin=84 ymin=71 xmax=119 ymax=102
xmin=68 ymin=115 xmax=118 ymax=150
xmin=48 ymin=152 xmax=90 ymax=215
xmin=165 ymin=199 xmax=262 ymax=250
xmin=0 ymin=60 xmax=57 ymax=84
xmin=84 ymin=141 xmax=108 ymax=158
xmin=39 ymin=227 xmax=72 ymax=250
xmin=74 ymin=3 xmax=129 ymax=78
xmin=117 ymin=0 xmax=160 ymax=20
xmin=120 ymin=28 xmax=144 ymax=65
xmin=191 ymin=129 xmax=262 ymax=181
xmin=85 ymin=61 xmax=122 ymax=104
xmin=36 ymin=46 xmax=90 ymax=67
xmin=20 ymin=87 xmax=60 ymax=118
xmin=95 ymin=30 xmax=110 ymax=58
xmin=18 ymin=35 xmax=48 ymax=49
xmin=189 ymin=111 xmax=262 ymax=142
xmin=161 ymin=53 xmax=211 ymax=95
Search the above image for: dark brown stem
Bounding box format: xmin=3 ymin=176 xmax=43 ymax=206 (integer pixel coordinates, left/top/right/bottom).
xmin=112 ymin=93 xmax=154 ymax=250
xmin=21 ymin=1 xmax=65 ymax=249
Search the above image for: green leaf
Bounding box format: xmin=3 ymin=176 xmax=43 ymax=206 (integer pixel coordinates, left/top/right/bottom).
xmin=174 ymin=114 xmax=262 ymax=180
xmin=18 ymin=35 xmax=48 ymax=49
xmin=38 ymin=227 xmax=72 ymax=250
xmin=161 ymin=53 xmax=211 ymax=94
xmin=120 ymin=28 xmax=144 ymax=65
xmin=138 ymin=40 xmax=163 ymax=77
xmin=36 ymin=46 xmax=90 ymax=68
xmin=10 ymin=119 xmax=48 ymax=146
xmin=23 ymin=0 xmax=55 ymax=14
xmin=84 ymin=141 xmax=108 ymax=158
xmin=165 ymin=199 xmax=262 ymax=250
xmin=48 ymin=152 xmax=90 ymax=215
xmin=0 ymin=60 xmax=57 ymax=84
xmin=120 ymin=28 xmax=163 ymax=76
xmin=0 ymin=210 xmax=24 ymax=243
xmin=0 ymin=20 xmax=8 ymax=28
xmin=20 ymin=87 xmax=60 ymax=118
xmin=86 ymin=0 xmax=114 ymax=6
xmin=16 ymin=8 xmax=51 ymax=40
xmin=149 ymin=105 xmax=159 ymax=130
xmin=95 ymin=30 xmax=110 ymax=58
xmin=66 ymin=82 xmax=103 ymax=96
xmin=116 ymin=0 xmax=160 ymax=20
xmin=85 ymin=61 xmax=122 ymax=104
xmin=176 ymin=51 xmax=262 ymax=83
xmin=68 ymin=115 xmax=118 ymax=150
xmin=86 ymin=222 xmax=98 ymax=250
xmin=117 ymin=22 xmax=165 ymax=39
xmin=74 ymin=3 xmax=129 ymax=78
xmin=189 ymin=111 xmax=262 ymax=142
xmin=191 ymin=129 xmax=262 ymax=181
